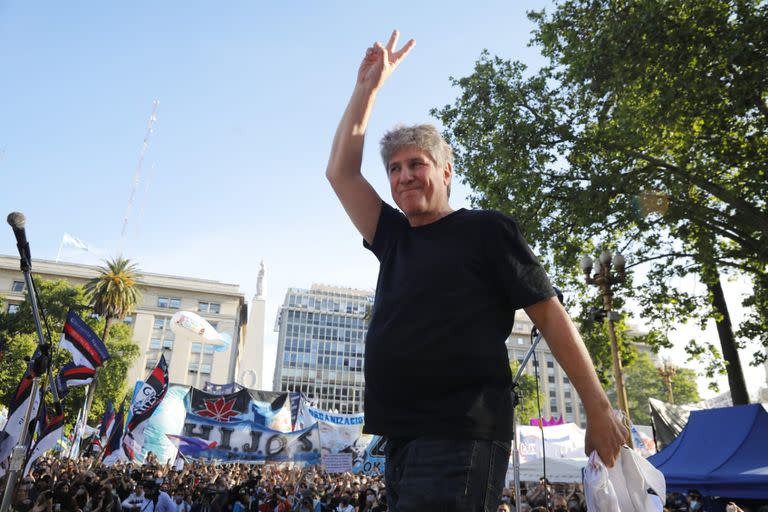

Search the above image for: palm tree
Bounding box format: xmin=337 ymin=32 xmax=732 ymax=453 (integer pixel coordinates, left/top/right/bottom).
xmin=81 ymin=257 xmax=142 ymax=421
xmin=85 ymin=257 xmax=143 ymax=343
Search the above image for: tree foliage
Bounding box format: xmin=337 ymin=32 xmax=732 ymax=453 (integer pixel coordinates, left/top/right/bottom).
xmin=85 ymin=257 xmax=142 ymax=342
xmin=511 ymin=362 xmax=545 ymax=425
xmin=433 ymin=0 xmax=767 ymax=402
xmin=0 ymin=278 xmax=140 ymax=428
xmin=624 ymin=351 xmax=700 ymax=425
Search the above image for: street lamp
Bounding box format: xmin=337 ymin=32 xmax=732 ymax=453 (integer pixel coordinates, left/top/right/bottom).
xmin=658 ymin=359 xmax=677 ymax=404
xmin=580 ymin=250 xmax=633 ymax=436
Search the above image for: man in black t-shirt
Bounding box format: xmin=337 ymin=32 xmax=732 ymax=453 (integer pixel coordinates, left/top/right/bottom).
xmin=326 ymin=30 xmax=628 ymax=511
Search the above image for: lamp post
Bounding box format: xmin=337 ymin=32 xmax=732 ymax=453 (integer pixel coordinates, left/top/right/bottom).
xmin=658 ymin=359 xmax=677 ymax=404
xmin=580 ymin=250 xmax=633 ymax=435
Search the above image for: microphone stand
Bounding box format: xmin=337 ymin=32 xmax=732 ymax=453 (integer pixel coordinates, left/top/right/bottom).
xmin=510 ymin=327 xmax=545 ymax=511
xmin=511 ymin=287 xmax=563 ymax=511
xmin=1 ymin=222 xmax=62 ymax=512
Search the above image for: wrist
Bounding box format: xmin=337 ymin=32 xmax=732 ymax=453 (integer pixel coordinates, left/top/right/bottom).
xmin=583 ymin=394 xmax=613 ymax=418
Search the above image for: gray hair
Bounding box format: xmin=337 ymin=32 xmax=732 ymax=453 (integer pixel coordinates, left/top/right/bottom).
xmin=379 ymin=124 xmax=453 ymax=197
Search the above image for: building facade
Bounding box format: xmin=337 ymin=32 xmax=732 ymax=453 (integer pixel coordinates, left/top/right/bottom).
xmin=272 ymin=283 xmax=588 ymax=424
xmin=506 ymin=311 xmax=587 ymax=427
xmin=0 ymin=255 xmax=252 ymax=389
xmin=273 ymin=284 xmax=372 ymax=413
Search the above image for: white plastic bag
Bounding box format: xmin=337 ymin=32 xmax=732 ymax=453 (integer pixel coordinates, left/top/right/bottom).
xmin=586 ymin=447 xmax=666 ymax=512
xmin=584 ymin=450 xmax=621 ymax=512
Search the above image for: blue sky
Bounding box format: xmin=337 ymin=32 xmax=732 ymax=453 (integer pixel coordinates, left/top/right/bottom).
xmin=1 ymin=1 xmax=764 ymax=399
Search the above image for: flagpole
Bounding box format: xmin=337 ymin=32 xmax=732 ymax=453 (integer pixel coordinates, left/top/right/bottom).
xmin=55 ymin=236 xmax=64 ymax=263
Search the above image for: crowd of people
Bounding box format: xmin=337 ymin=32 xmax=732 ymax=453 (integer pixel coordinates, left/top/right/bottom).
xmin=8 ymin=454 xmax=767 ymax=512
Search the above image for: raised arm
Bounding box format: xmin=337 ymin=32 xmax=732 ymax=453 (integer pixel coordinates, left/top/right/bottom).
xmin=326 ymin=30 xmax=415 ymax=244
xmin=524 ymin=296 xmax=628 ymax=467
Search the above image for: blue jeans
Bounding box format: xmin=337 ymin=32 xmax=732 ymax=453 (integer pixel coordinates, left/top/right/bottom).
xmin=384 ymin=438 xmax=511 ymax=512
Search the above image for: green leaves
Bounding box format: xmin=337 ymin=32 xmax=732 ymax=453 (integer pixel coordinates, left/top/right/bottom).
xmin=433 ymin=0 xmax=767 ymax=398
xmin=0 ymin=278 xmax=140 ymax=428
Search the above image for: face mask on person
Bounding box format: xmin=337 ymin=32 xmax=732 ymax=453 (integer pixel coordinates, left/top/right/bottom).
xmin=690 ymin=501 xmax=701 ymax=511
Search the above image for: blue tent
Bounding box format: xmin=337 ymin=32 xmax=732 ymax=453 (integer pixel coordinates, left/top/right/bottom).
xmin=648 ymin=404 xmax=768 ymax=499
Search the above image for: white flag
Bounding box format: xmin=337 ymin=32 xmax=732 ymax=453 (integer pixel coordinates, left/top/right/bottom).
xmin=62 ymin=233 xmax=88 ymax=251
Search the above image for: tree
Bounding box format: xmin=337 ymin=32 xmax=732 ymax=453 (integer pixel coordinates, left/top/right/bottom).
xmin=510 ymin=362 xmax=544 ymax=425
xmin=0 ymin=278 xmax=140 ymax=429
xmin=82 ymin=257 xmax=142 ymax=419
xmin=84 ymin=257 xmax=143 ymax=343
xmin=433 ymin=0 xmax=767 ymax=404
xmin=624 ymin=351 xmax=700 ymax=425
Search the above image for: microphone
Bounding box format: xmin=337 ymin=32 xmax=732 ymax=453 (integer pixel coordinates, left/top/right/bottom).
xmin=7 ymin=211 xmax=31 ymax=269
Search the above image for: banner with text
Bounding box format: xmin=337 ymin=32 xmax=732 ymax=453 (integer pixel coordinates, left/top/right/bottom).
xmin=299 ymin=404 xmax=367 ymax=472
xmin=182 ymin=387 xmax=317 ymax=463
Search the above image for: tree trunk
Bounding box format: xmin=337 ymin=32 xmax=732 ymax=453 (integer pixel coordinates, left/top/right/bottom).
xmin=706 ymin=274 xmax=750 ymax=405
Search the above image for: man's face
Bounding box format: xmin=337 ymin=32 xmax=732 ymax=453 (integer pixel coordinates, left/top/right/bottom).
xmin=387 ymin=146 xmax=451 ymax=219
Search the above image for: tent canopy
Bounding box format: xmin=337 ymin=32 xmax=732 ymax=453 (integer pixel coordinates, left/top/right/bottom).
xmin=648 ymin=404 xmax=768 ymax=499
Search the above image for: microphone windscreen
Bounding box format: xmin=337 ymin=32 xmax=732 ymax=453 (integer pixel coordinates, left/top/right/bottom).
xmin=7 ymin=211 xmax=26 ymax=229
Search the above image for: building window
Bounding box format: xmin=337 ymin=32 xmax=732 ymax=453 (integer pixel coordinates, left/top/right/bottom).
xmin=548 ymin=376 xmax=555 ymax=383
xmin=200 ymin=364 xmax=212 ymax=374
xmin=198 ymin=302 xmax=221 ymax=314
xmin=191 ymin=343 xmax=202 ymax=353
xmin=11 ymin=281 xmax=25 ymax=292
xmin=547 ymin=360 xmax=554 ymax=368
xmin=162 ymin=339 xmax=173 ymax=350
xmin=157 ymin=297 xmax=181 ymax=309
xmin=7 ymin=304 xmax=20 ymax=314
xmin=563 ymin=376 xmax=570 ymax=384
xmin=549 ymin=391 xmax=557 ymax=398
xmin=146 ymin=359 xmax=158 ymax=369
xmin=150 ymin=338 xmax=162 ymax=349
xmin=204 ymin=345 xmax=215 ymax=354
xmin=154 ymin=317 xmax=170 ymax=330
xmin=188 ymin=363 xmax=199 ymax=372
xmin=566 ymin=405 xmax=573 ymax=413
xmin=517 ymin=337 xmax=524 ymax=345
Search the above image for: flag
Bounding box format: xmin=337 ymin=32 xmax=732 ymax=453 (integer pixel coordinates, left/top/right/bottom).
xmin=67 ymin=408 xmax=83 ymax=459
xmin=123 ymin=355 xmax=169 ymax=461
xmin=59 ymin=310 xmax=109 ymax=369
xmin=24 ymin=400 xmax=64 ymax=476
xmin=0 ymin=351 xmax=42 ymax=470
xmin=98 ymin=401 xmax=115 ymax=447
xmin=55 ymin=363 xmax=97 ymax=397
xmin=165 ymin=434 xmax=218 ymax=456
xmin=103 ymin=401 xmax=125 ymax=463
xmin=62 ymin=233 xmax=88 ymax=251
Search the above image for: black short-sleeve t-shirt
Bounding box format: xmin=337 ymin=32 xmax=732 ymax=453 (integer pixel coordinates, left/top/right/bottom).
xmin=363 ymin=202 xmax=555 ymax=440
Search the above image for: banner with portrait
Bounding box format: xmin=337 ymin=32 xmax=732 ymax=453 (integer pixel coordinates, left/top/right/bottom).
xmin=299 ymin=404 xmax=368 ymax=472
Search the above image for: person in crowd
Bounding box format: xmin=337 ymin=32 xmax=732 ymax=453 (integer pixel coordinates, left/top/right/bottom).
xmin=335 ymin=494 xmax=355 ymax=512
xmin=526 ymin=478 xmax=552 ymax=509
xmin=121 ymin=483 xmax=145 ymax=511
xmin=173 ymin=490 xmax=192 ymax=512
xmin=552 ymin=493 xmax=568 ymax=512
xmin=687 ymin=489 xmax=705 ymax=512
